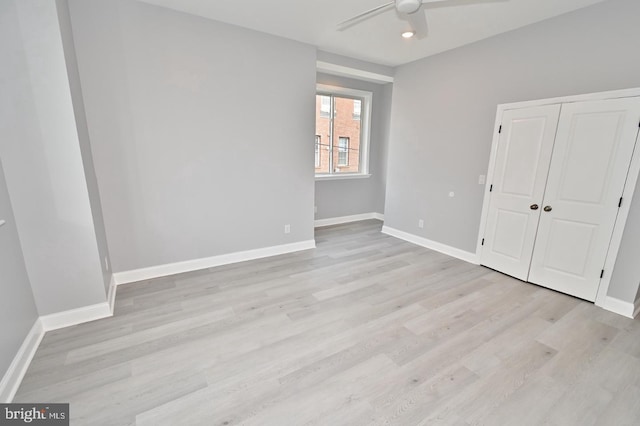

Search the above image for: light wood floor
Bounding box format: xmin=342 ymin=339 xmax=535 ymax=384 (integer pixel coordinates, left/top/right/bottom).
xmin=15 ymin=220 xmax=640 ymax=425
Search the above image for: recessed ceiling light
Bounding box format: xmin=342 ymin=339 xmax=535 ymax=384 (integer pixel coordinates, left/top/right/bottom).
xmin=401 ymin=31 xmax=415 ymax=39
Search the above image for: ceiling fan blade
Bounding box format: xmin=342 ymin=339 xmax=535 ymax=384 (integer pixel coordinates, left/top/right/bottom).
xmin=423 ymin=0 xmax=507 ymax=9
xmin=405 ymin=9 xmax=429 ymax=39
xmin=337 ymin=1 xmax=395 ymax=30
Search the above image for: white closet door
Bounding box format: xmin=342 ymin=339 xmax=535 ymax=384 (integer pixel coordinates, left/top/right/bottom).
xmin=480 ymin=105 xmax=561 ymax=280
xmin=529 ymin=98 xmax=640 ymax=301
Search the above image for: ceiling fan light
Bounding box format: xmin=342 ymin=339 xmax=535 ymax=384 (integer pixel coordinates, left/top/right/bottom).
xmin=401 ymin=31 xmax=415 ymax=39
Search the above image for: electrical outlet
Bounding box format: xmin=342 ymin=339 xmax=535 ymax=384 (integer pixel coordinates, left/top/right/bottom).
xmin=284 ymin=224 xmax=291 ymax=234
xmin=418 ymin=219 xmax=424 ymax=228
xmin=478 ymin=174 xmax=486 ymax=185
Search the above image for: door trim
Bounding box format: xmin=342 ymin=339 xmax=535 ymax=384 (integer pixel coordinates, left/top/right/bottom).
xmin=595 ymin=130 xmax=640 ymax=305
xmin=476 ymin=88 xmax=640 ymax=311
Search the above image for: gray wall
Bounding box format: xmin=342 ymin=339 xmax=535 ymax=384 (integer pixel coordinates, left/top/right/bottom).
xmin=315 ymin=73 xmax=392 ymax=220
xmin=68 ymin=0 xmax=317 ymax=272
xmin=56 ymin=0 xmax=112 ymax=293
xmin=0 ymin=160 xmax=38 ymax=386
xmin=0 ymin=0 xmax=106 ymax=314
xmin=384 ymin=0 xmax=640 ymax=302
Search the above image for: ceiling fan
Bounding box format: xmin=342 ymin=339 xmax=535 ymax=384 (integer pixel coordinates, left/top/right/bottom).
xmin=337 ymin=0 xmax=457 ymax=39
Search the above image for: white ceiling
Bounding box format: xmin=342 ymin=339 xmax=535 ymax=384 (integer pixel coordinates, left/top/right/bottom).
xmin=137 ymin=0 xmax=608 ymax=67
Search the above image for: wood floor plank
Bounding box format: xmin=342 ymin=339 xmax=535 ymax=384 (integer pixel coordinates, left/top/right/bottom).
xmin=12 ymin=219 xmax=640 ymax=425
xmin=596 ymin=384 xmax=640 ymax=426
xmin=367 ymin=364 xmax=479 ymax=426
xmin=241 ymin=354 xmax=398 ymax=426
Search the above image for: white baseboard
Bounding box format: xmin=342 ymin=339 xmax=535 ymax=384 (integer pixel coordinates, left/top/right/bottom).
xmin=601 ymin=296 xmax=637 ymax=319
xmin=0 ymin=319 xmax=44 ymax=402
xmin=107 ymin=274 xmax=117 ymax=315
xmin=381 ymin=226 xmax=479 ymax=265
xmin=113 ymin=239 xmax=317 ymax=285
xmin=39 ymin=302 xmax=112 ymax=332
xmin=314 ymin=212 xmax=384 ymax=228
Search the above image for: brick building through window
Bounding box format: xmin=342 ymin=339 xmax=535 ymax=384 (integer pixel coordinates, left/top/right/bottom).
xmin=315 ymin=94 xmax=362 ymax=174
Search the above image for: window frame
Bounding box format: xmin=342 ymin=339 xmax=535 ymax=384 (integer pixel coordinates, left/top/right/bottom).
xmin=315 ymin=84 xmax=372 ymax=180
xmin=315 ymin=135 xmax=321 ymax=167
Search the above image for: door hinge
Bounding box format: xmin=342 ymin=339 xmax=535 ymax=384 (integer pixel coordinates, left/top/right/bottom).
xmin=498 ymin=125 xmax=502 ymax=134
xmin=481 ymin=238 xmax=485 ymax=246
xmin=600 ymin=269 xmax=605 ymax=279
xmin=489 ymin=184 xmax=493 ymax=192
xmin=619 ymin=197 xmax=623 ymax=208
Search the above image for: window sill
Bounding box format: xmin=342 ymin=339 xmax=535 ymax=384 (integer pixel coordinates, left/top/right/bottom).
xmin=315 ymin=174 xmax=371 ymax=181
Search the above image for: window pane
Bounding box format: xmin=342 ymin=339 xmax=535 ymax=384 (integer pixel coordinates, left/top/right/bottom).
xmin=315 ymin=96 xmax=330 ymax=174
xmin=315 ymin=92 xmax=365 ymax=176
xmin=333 ymin=97 xmax=361 ymax=173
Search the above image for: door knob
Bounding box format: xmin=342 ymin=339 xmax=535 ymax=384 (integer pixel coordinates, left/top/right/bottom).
xmin=530 ymin=204 xmax=539 ymax=210
xmin=544 ymin=206 xmax=552 ymax=212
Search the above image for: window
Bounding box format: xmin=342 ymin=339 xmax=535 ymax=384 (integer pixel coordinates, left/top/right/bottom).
xmin=315 ymin=85 xmax=372 ymax=178
xmin=320 ymin=95 xmax=331 ymax=118
xmin=353 ymin=100 xmax=361 ymax=120
xmin=338 ymin=137 xmax=349 ymax=166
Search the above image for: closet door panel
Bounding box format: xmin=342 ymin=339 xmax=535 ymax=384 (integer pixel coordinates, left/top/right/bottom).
xmin=480 ymin=105 xmax=561 ymax=280
xmin=529 ymin=98 xmax=640 ymax=301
